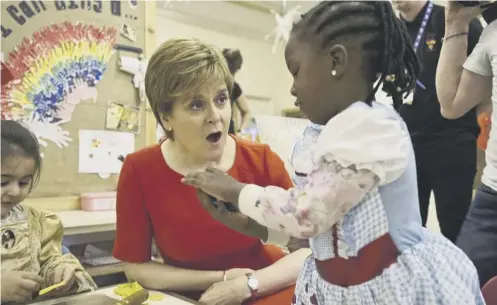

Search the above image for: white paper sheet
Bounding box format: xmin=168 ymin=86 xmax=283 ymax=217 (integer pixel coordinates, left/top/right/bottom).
xmin=255 ymin=115 xmax=310 ymax=173
xmin=78 ymin=130 xmax=135 ymax=174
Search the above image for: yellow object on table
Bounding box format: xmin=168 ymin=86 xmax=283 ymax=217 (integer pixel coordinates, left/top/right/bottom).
xmin=114 ymin=282 xmax=165 ymax=304
xmin=39 ymin=281 xmax=66 ymax=296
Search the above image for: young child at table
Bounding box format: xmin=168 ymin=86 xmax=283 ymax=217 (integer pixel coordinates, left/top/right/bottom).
xmin=183 ymin=1 xmax=484 ymax=304
xmin=1 ymin=120 xmax=96 ymax=304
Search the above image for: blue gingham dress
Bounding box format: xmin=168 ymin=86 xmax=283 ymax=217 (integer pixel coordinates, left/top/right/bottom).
xmin=289 ymin=123 xmax=322 ymax=188
xmin=291 ymin=103 xmax=484 ymax=305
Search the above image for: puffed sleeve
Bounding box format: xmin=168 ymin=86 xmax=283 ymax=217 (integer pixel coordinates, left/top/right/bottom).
xmin=33 ymin=208 xmax=97 ymax=291
xmin=238 ymin=106 xmax=409 ymax=238
xmin=112 ymin=156 xmax=153 ymax=262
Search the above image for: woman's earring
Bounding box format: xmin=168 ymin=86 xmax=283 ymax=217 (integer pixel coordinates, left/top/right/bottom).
xmin=331 ymin=70 xmax=337 ymax=76
xmin=165 ymin=125 xmax=171 ymax=131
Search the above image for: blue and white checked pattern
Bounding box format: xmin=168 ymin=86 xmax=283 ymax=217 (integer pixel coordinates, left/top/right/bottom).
xmin=293 ymin=194 xmax=484 ymax=304
xmin=310 ymin=189 xmax=388 ymax=260
xmin=341 ymin=188 xmax=389 ymax=256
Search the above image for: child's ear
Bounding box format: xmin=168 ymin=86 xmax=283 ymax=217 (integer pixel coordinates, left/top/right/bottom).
xmin=327 ymin=44 xmax=348 ymax=78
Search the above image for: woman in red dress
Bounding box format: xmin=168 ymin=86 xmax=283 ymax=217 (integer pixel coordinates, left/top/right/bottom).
xmin=112 ymin=37 xmax=310 ymax=305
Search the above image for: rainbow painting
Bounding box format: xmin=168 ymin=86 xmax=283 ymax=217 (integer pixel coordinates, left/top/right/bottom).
xmin=1 ymin=22 xmax=118 ymax=124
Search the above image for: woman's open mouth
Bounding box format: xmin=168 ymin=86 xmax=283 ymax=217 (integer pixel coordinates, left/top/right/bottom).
xmin=206 ymin=131 xmax=222 ymax=143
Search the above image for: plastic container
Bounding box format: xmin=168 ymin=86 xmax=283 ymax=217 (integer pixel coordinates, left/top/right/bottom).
xmin=80 ymin=192 xmax=117 ymax=211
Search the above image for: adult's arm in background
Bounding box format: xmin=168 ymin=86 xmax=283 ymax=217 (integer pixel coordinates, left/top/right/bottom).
xmin=436 ymin=3 xmax=492 ymax=119
xmin=234 ymin=94 xmax=251 ymax=130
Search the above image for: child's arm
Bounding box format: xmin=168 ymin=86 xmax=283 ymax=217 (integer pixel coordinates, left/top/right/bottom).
xmin=33 ymin=208 xmax=97 ymax=292
xmin=238 ymin=108 xmax=409 ymax=238
xmin=238 ymin=162 xmax=380 ymax=238
xmin=183 ymin=107 xmax=409 ymax=240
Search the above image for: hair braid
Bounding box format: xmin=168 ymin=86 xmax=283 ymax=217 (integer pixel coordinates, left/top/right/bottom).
xmin=293 ymin=1 xmax=420 ymax=111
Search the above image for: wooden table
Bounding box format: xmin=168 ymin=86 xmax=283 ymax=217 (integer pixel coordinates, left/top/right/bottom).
xmin=30 ymin=286 xmax=200 ymax=305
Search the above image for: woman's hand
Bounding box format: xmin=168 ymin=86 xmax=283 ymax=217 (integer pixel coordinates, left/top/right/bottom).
xmin=195 ymin=189 xmax=268 ymax=241
xmin=182 ymin=167 xmax=246 ymax=204
xmin=445 ymin=1 xmax=482 ymax=25
xmin=199 ymin=276 xmax=250 ymax=305
xmin=1 ymin=271 xmax=43 ymax=303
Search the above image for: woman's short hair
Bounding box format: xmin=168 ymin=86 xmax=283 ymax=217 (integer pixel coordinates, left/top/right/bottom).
xmin=145 ymin=37 xmax=234 ymax=139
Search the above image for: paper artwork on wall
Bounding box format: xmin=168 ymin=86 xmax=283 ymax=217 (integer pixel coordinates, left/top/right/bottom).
xmin=78 ymin=130 xmax=135 ymax=174
xmin=119 ymin=55 xmax=148 ymax=103
xmin=120 ymin=24 xmax=136 ymax=42
xmin=1 ymin=22 xmax=118 ymax=149
xmin=105 ymin=101 xmax=141 ymax=133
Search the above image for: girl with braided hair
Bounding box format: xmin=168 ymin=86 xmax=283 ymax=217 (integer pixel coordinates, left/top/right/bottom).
xmin=183 ymin=1 xmax=483 ymax=304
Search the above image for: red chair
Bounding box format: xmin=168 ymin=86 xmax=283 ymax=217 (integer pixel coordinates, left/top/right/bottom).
xmin=482 ymin=276 xmax=497 ymax=305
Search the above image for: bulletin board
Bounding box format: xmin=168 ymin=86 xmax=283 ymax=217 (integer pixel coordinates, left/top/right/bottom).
xmin=1 ymin=0 xmax=147 ymax=197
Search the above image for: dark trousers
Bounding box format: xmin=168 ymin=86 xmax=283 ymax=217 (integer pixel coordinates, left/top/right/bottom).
xmin=228 ymin=119 xmax=235 ymax=135
xmin=457 ymin=183 xmax=497 ymax=287
xmin=416 ymin=155 xmax=476 ymax=243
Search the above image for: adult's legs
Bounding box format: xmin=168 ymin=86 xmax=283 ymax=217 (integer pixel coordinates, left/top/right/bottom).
xmin=416 ymin=160 xmax=433 ymax=226
xmin=457 ymin=184 xmax=497 ymax=287
xmin=432 ymin=162 xmax=476 ymax=243
xmin=228 ymin=119 xmax=236 ymax=134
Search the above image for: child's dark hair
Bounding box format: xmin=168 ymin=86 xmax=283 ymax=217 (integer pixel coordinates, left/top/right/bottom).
xmin=222 ymin=48 xmax=243 ymax=74
xmin=1 ymin=120 xmax=42 ymax=188
xmin=292 ymin=1 xmax=420 ymax=111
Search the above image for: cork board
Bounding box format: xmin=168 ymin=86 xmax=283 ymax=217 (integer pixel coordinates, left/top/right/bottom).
xmin=1 ymin=0 xmax=146 ymax=197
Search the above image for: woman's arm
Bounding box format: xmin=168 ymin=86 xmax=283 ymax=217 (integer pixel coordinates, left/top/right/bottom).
xmin=234 ymin=94 xmax=251 ymax=130
xmin=123 ymin=262 xmax=224 ymax=291
xmin=254 ymin=248 xmax=311 ymax=297
xmin=435 ymin=7 xmax=491 ymax=119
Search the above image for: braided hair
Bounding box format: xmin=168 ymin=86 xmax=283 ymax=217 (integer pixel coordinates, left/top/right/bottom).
xmin=292 ymin=1 xmax=420 ymax=111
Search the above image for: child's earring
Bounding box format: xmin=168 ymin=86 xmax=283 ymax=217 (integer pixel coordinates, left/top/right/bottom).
xmin=331 ymin=70 xmax=337 ymax=76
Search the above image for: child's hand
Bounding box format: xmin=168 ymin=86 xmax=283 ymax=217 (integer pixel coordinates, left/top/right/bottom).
xmin=50 ymin=264 xmax=76 ymax=294
xmin=1 ymin=271 xmax=43 ymax=303
xmin=182 ymin=167 xmax=246 ymax=204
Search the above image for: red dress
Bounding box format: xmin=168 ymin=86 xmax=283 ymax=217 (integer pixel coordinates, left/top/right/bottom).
xmin=113 ymin=137 xmax=295 ymax=304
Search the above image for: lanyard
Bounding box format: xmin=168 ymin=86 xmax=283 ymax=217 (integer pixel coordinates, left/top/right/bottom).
xmin=413 ymin=2 xmax=434 ymax=52
xmin=411 ymin=2 xmax=433 ymax=91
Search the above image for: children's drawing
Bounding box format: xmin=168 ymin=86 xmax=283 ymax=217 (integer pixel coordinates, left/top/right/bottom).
xmin=1 ymin=22 xmax=118 ymax=148
xmin=106 ymin=102 xmax=125 ymax=129
xmin=119 ymin=55 xmax=148 ymax=103
xmin=79 ymin=130 xmax=135 ymax=174
xmin=105 ymin=101 xmax=141 ymax=133
xmin=120 ymin=24 xmax=136 ymax=42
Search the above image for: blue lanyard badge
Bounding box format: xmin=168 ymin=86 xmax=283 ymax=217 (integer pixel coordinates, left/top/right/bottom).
xmin=412 ymin=1 xmax=433 ymax=91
